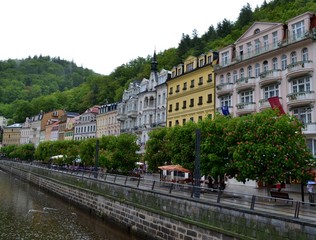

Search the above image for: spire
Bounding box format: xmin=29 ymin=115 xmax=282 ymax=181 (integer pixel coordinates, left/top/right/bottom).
xmin=151 ymin=49 xmax=157 ymax=73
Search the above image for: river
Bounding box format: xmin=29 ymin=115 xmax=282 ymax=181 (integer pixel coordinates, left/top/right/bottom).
xmin=0 ymin=169 xmax=142 ymax=240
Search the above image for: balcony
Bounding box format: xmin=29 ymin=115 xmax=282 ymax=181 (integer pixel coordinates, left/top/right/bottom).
xmin=117 ymin=113 xmax=127 ymax=121
xmin=303 ymin=122 xmax=316 ymax=134
xmin=236 ymin=77 xmax=256 ymax=92
xmin=127 ymin=110 xmax=137 ymax=118
xmin=236 ymin=102 xmax=256 ymax=115
xmin=259 ymin=70 xmax=282 ymax=86
xmin=286 ymin=61 xmax=313 ymax=79
xmin=216 ymin=83 xmax=234 ymax=95
xmin=259 ymin=97 xmax=283 ymax=111
xmin=287 ymin=91 xmax=315 ymax=109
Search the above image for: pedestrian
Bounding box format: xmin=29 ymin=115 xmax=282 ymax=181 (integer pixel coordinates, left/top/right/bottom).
xmin=307 ymin=184 xmax=314 ymax=203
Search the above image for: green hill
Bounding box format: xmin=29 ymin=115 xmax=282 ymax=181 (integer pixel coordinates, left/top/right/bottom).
xmin=1 ymin=0 xmax=316 ymax=123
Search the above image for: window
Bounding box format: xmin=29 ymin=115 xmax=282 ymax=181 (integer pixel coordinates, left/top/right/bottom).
xmin=190 ymin=98 xmax=194 ymax=107
xmin=169 ymin=87 xmax=173 ymax=95
xmin=162 ymin=92 xmax=166 ymax=104
xmin=198 ymin=96 xmax=203 ymax=105
xmin=255 ymin=39 xmax=260 ymax=54
xmin=293 ymin=107 xmax=312 ymax=125
xmin=183 ymin=82 xmax=187 ymax=90
xmin=182 ymin=100 xmax=187 ymax=109
xmin=263 ymin=60 xmax=268 ymax=72
xmin=292 ymin=20 xmax=305 ymax=41
xmin=247 ymin=42 xmax=252 ymax=57
xmin=281 ymin=54 xmax=287 ymax=70
xmin=292 ymin=77 xmax=310 ymax=93
xmin=247 ymin=66 xmax=252 ymax=77
xmin=220 ymin=75 xmax=224 ymax=84
xmin=207 ymin=94 xmax=213 ymax=103
xmin=239 ymin=45 xmax=243 ymax=60
xmin=182 ymin=119 xmax=186 ymax=125
xmin=220 ymin=95 xmax=231 ymax=107
xmin=169 ymin=121 xmax=172 ymax=127
xmin=207 ymin=56 xmax=212 ymax=64
xmin=263 ymin=84 xmax=279 ymax=99
xmin=176 ymin=85 xmax=180 ymax=93
xmin=240 ymin=90 xmax=253 ymax=103
xmin=198 ymin=116 xmax=203 ymax=121
xmin=263 ymin=35 xmax=269 ymax=50
xmin=272 ymin=58 xmax=278 ymax=70
xmin=175 ymin=120 xmax=179 ymax=125
xmin=221 ymin=51 xmax=229 ymax=66
xmin=255 ymin=63 xmax=260 ymax=77
xmin=302 ymin=48 xmax=308 ymax=61
xmin=186 ymin=62 xmax=194 ymax=72
xmin=233 ymin=71 xmax=238 ymax=82
xmin=272 ymin=31 xmax=278 ymax=48
xmin=227 ymin=73 xmax=231 ymax=83
xmin=198 ymin=77 xmax=203 ymax=85
xmin=290 ymin=51 xmax=297 ymax=64
xmin=190 ymin=117 xmax=194 ymax=122
xmin=207 ymin=74 xmax=213 ymax=82
xmin=240 ymin=68 xmax=244 ymax=78
xmin=168 ymin=104 xmax=172 ymax=112
xmin=190 ymin=79 xmax=195 ymax=88
xmin=175 ymin=102 xmax=179 ymax=111
xmin=199 ymin=58 xmax=204 ymax=67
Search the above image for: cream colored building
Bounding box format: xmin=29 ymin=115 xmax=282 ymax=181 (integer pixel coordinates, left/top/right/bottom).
xmin=96 ymin=103 xmax=120 ymax=137
xmin=167 ymin=51 xmax=218 ymax=127
xmin=2 ymin=123 xmax=22 ymax=146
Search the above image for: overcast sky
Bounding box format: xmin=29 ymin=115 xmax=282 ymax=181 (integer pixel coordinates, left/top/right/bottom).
xmin=0 ymin=0 xmax=265 ymax=75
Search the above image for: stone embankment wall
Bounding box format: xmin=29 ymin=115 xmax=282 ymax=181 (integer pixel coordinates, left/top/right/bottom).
xmin=1 ymin=163 xmax=316 ymax=240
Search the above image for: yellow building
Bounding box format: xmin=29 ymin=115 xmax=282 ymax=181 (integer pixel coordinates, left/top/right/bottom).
xmin=166 ymin=51 xmax=218 ymax=127
xmin=2 ymin=123 xmax=22 ymax=146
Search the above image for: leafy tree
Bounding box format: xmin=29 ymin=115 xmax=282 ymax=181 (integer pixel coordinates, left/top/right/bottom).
xmin=235 ymin=3 xmax=254 ymax=30
xmin=231 ymin=110 xmax=313 ymax=185
xmin=144 ymin=127 xmax=173 ymax=171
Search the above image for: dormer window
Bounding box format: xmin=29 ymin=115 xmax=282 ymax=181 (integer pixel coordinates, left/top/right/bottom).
xmin=186 ymin=62 xmax=194 ymax=72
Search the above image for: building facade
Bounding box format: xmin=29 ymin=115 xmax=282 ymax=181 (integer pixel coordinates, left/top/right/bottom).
xmin=214 ymin=12 xmax=316 ymax=155
xmin=58 ymin=112 xmax=79 ymax=141
xmin=96 ymin=103 xmax=120 ymax=137
xmin=73 ymin=106 xmax=99 ymax=141
xmin=2 ymin=123 xmax=23 ymax=146
xmin=167 ymin=51 xmax=218 ymax=127
xmin=117 ymin=51 xmax=169 ymax=153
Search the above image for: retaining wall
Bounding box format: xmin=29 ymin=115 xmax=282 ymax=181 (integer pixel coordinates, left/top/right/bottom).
xmin=2 ymin=162 xmax=316 ymax=240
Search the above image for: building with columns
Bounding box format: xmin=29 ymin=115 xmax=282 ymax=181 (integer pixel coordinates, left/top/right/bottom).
xmin=214 ymin=12 xmax=316 ymax=155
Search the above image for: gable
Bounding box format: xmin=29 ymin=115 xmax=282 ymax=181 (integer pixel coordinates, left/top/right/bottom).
xmin=236 ymin=22 xmax=281 ymax=43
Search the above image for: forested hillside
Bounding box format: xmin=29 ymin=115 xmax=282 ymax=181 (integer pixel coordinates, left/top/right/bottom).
xmin=1 ymin=0 xmax=315 ymax=124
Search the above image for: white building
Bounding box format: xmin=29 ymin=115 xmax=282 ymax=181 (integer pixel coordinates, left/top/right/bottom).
xmin=215 ymin=12 xmax=316 ymax=156
xmin=117 ymin=51 xmax=170 ymax=153
xmin=73 ymin=106 xmax=99 ymax=140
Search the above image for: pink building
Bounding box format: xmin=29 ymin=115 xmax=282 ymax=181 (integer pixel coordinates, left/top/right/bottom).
xmin=215 ymin=12 xmax=316 ymax=155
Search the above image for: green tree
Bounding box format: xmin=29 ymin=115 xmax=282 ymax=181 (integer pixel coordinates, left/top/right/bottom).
xmin=231 ymin=109 xmax=313 ymax=184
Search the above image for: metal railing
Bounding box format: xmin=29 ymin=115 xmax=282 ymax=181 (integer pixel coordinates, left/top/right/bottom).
xmin=2 ymin=160 xmax=316 ymax=223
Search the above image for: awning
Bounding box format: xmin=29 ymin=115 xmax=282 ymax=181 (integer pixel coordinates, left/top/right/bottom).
xmin=158 ymin=164 xmax=190 ymax=173
xmin=51 ymin=155 xmax=64 ymax=159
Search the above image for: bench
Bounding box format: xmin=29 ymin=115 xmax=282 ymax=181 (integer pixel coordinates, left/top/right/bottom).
xmin=270 ymin=191 xmax=293 ymax=204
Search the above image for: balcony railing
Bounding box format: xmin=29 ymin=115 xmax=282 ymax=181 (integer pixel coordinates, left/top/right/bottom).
xmin=236 ymin=77 xmax=256 ymax=91
xmin=216 ymin=83 xmax=234 ymax=95
xmin=286 ymin=60 xmax=313 ymax=79
xmin=259 ymin=70 xmax=282 ymax=86
xmin=287 ymin=91 xmax=315 ymax=108
xmin=236 ymin=102 xmax=256 ymax=115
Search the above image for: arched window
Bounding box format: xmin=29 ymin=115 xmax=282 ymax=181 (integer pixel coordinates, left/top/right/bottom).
xmin=226 ymin=73 xmax=231 ymax=83
xmin=255 ymin=63 xmax=260 ymax=77
xmin=272 ymin=57 xmax=278 ymax=70
xmin=247 ymin=66 xmax=252 ymax=77
xmin=302 ymin=48 xmax=308 ymax=62
xmin=240 ymin=68 xmax=244 ymax=78
xmin=263 ymin=60 xmax=268 ymax=72
xmin=281 ymin=54 xmax=287 ymax=70
xmin=290 ymin=51 xmax=297 ymax=64
xmin=220 ymin=74 xmax=224 ymax=84
xmin=233 ymin=71 xmax=238 ymax=82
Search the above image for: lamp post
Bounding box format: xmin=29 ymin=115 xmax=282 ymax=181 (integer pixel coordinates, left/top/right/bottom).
xmin=193 ymin=129 xmax=201 ymax=198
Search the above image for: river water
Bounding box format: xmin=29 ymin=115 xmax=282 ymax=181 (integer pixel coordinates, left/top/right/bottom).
xmin=0 ymin=169 xmax=141 ymax=240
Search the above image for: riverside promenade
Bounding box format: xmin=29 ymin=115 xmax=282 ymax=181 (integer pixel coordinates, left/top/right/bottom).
xmin=2 ymin=160 xmax=316 ymax=240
